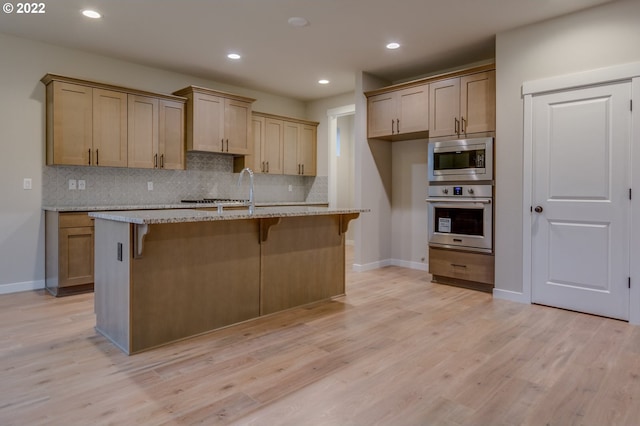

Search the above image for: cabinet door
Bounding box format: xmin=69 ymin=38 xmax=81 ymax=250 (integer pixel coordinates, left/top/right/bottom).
xmin=460 ymin=70 xmax=495 ymax=135
xmin=299 ymin=124 xmax=316 ymax=176
xmin=128 ymin=95 xmax=159 ymax=169
xmin=283 ymin=121 xmax=300 ymax=175
xmin=250 ymin=116 xmax=265 ymax=172
xmin=192 ymin=92 xmax=224 ymax=152
xmin=263 ymin=118 xmax=284 ymax=174
xmin=367 ymin=92 xmax=395 ymax=138
xmin=93 ymin=88 xmax=128 ymax=167
xmin=224 ymin=99 xmax=252 ymax=155
xmin=396 ymin=84 xmax=429 ymax=135
xmin=159 ymin=100 xmax=185 ymax=170
xmin=51 ymin=81 xmax=93 ymax=166
xmin=59 ymin=226 xmax=94 ymax=287
xmin=429 ymin=77 xmax=461 ymax=138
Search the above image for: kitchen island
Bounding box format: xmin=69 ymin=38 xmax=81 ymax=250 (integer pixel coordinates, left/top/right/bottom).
xmin=89 ymin=207 xmax=363 ymax=354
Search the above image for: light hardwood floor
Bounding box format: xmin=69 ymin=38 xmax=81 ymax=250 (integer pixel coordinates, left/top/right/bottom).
xmin=1 ymin=249 xmax=640 ymax=425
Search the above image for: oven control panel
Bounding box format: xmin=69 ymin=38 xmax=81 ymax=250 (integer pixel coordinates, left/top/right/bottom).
xmin=429 ymin=184 xmax=492 ymax=198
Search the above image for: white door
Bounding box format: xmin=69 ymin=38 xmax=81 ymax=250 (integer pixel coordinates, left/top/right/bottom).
xmin=531 ymin=81 xmax=631 ymax=320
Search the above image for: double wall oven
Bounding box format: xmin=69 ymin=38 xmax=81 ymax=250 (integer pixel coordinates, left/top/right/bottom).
xmin=427 ymin=137 xmax=494 ymax=253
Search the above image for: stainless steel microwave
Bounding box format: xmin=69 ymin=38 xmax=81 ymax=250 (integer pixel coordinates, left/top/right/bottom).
xmin=428 ymin=137 xmax=493 ymax=182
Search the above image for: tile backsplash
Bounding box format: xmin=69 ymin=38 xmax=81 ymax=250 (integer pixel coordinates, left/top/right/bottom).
xmin=43 ymin=152 xmax=328 ymax=206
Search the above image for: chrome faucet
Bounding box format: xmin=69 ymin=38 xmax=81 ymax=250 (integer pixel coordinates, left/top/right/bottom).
xmin=238 ymin=168 xmax=255 ymax=214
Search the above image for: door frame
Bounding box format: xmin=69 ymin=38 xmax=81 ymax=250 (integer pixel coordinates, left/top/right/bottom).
xmin=327 ymin=104 xmax=356 ymax=208
xmin=521 ymin=62 xmax=640 ymax=324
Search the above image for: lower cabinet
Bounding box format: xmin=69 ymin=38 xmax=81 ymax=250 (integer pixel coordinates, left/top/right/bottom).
xmin=45 ymin=211 xmax=95 ymax=296
xmin=429 ymin=247 xmax=494 ymax=291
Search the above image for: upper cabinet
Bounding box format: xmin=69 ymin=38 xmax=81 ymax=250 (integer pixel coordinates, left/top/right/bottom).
xmin=127 ymin=95 xmax=185 ymax=169
xmin=173 ymin=86 xmax=255 ymax=156
xmin=367 ymin=84 xmax=429 ymax=140
xmin=41 ymin=74 xmax=186 ymax=169
xmin=365 ymin=64 xmax=495 ymax=141
xmin=251 ymin=112 xmax=318 ymax=176
xmin=429 ymin=70 xmax=495 ymax=138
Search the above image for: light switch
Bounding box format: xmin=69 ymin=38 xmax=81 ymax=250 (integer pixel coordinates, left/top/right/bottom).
xmin=23 ymin=178 xmax=32 ymax=190
xmin=78 ymin=180 xmax=86 ymax=190
xmin=69 ymin=179 xmax=77 ymax=190
xmin=147 ymin=181 xmax=153 ymax=191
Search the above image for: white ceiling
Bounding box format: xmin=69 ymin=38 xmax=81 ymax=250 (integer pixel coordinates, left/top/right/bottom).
xmin=0 ymin=0 xmax=615 ymax=101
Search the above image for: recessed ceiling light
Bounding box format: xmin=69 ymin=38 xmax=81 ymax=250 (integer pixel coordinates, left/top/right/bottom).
xmin=82 ymin=9 xmax=101 ymax=19
xmin=288 ymin=17 xmax=310 ymax=27
xmin=318 ymin=79 xmax=330 ymax=85
xmin=227 ymin=53 xmax=241 ymax=60
xmin=386 ymin=42 xmax=401 ymax=50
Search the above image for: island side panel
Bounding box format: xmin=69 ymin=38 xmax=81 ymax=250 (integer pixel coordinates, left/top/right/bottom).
xmin=261 ymin=215 xmax=345 ymax=315
xmin=129 ymin=219 xmax=261 ymax=353
xmin=94 ymin=218 xmax=132 ymax=354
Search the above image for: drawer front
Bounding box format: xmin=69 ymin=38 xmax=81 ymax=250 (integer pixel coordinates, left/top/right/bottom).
xmin=429 ymin=248 xmax=494 ymax=284
xmin=59 ymin=212 xmax=94 ymax=228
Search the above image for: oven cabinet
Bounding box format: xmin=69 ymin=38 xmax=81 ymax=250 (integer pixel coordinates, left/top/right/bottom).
xmin=429 ymin=247 xmax=494 ymax=291
xmin=366 ymin=84 xmax=429 ymax=140
xmin=429 ymin=70 xmax=495 ymax=138
xmin=45 ymin=211 xmax=95 ymax=297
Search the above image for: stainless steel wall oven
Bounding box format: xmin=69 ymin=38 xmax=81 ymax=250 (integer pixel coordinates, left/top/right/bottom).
xmin=426 ymin=184 xmax=493 ymax=253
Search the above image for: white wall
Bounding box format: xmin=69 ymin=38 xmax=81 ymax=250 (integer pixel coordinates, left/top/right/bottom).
xmin=494 ymin=0 xmax=640 ymax=295
xmin=391 ymin=139 xmax=428 ymax=271
xmin=0 ymin=33 xmax=306 ymax=293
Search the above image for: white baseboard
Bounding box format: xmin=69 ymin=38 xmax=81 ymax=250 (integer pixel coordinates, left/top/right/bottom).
xmin=352 ymin=259 xmax=393 ymax=272
xmin=352 ymin=258 xmax=429 ymax=273
xmin=492 ymin=288 xmax=530 ymax=304
xmin=0 ymin=279 xmax=45 ymax=295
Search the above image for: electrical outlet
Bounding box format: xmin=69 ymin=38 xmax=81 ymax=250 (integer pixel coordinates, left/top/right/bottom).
xmin=23 ymin=178 xmax=32 ymax=190
xmin=147 ymin=181 xmax=153 ymax=191
xmin=78 ymin=180 xmax=86 ymax=190
xmin=68 ymin=179 xmax=77 ymax=190
xmin=288 ymin=184 xmax=293 ymax=192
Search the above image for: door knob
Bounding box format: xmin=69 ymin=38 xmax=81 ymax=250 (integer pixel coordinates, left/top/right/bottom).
xmin=534 ymin=206 xmax=544 ymax=213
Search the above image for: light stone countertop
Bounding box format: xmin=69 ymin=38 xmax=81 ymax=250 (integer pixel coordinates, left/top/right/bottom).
xmin=88 ymin=206 xmax=367 ymax=225
xmin=42 ymin=201 xmax=328 ymax=212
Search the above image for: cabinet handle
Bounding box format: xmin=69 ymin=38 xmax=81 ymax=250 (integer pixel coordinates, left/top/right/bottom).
xmin=154 ymin=153 xmax=158 ymax=168
xmin=451 ymin=263 xmax=467 ymax=268
xmin=396 ymin=118 xmax=400 ymax=133
xmin=454 ymin=117 xmax=460 ymax=134
xmin=221 ymin=138 xmax=224 ymax=152
xmin=226 ymin=139 xmax=229 ymax=152
xmin=391 ymin=119 xmax=395 ymax=134
xmin=298 ymin=164 xmax=301 ymax=175
xmin=96 ymin=149 xmax=99 ymax=166
xmin=266 ymin=161 xmax=269 ymax=173
xmin=261 ymin=161 xmax=265 ymax=173
xmin=160 ymin=154 xmax=164 ymax=169
xmin=88 ymin=149 xmax=91 ymax=165
xmin=302 ymin=164 xmax=304 ymax=175
xmin=461 ymin=116 xmax=466 ymax=134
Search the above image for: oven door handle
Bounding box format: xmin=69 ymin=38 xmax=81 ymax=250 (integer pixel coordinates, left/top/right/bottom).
xmin=425 ymin=197 xmax=492 ymax=204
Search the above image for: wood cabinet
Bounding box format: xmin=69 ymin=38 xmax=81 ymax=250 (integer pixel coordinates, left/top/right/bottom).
xmin=127 ymin=96 xmax=185 ymax=169
xmin=251 ymin=112 xmax=318 ymax=176
xmin=44 ymin=81 xmax=127 ymax=167
xmin=364 ymin=64 xmax=495 ymax=141
xmin=367 ymin=84 xmax=429 ymax=140
xmin=251 ymin=114 xmax=285 ymax=174
xmin=429 ymin=70 xmax=495 ymax=138
xmin=173 ymin=86 xmax=255 ymax=156
xmin=45 ymin=211 xmax=95 ymax=297
xmin=283 ymin=121 xmax=317 ymax=176
xmin=42 ymin=74 xmax=186 ymax=169
xmin=429 ymin=247 xmax=494 ymax=291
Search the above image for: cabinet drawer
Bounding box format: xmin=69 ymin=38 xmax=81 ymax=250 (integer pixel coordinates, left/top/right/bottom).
xmin=429 ymin=248 xmax=494 ymax=284
xmin=59 ymin=212 xmax=94 ymax=228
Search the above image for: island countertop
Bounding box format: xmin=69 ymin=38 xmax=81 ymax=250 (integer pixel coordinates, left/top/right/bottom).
xmin=88 ymin=206 xmax=367 ymax=225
